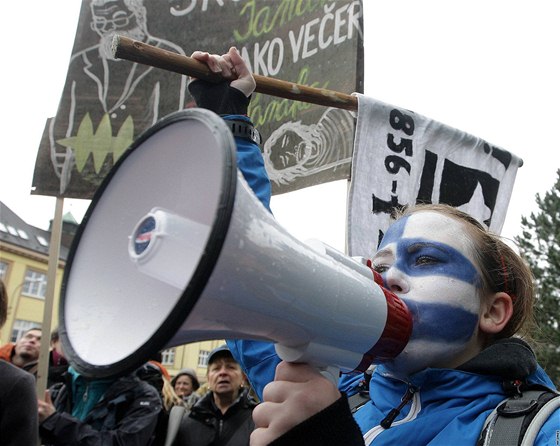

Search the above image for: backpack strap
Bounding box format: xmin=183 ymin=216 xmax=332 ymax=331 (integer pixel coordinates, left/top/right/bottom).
xmin=348 ymin=391 xmax=370 ymax=414
xmin=478 ymin=386 xmax=560 ymax=446
xmin=521 ymin=392 xmax=560 ymax=446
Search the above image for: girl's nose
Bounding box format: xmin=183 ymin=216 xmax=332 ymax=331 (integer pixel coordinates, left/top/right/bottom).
xmin=383 ymin=267 xmax=409 ymax=294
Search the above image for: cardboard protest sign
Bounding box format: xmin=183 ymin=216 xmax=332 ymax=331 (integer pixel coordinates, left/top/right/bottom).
xmin=32 ymin=0 xmax=363 ymax=198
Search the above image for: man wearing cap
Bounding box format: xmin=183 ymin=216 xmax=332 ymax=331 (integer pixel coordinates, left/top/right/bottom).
xmin=172 ymin=345 xmax=257 ymax=446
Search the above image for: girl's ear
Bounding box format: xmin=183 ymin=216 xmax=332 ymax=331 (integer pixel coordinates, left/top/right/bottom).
xmin=479 ymin=292 xmax=513 ymax=334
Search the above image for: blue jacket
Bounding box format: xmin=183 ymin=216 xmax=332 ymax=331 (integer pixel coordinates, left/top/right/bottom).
xmin=222 ymin=114 xmax=271 ymax=212
xmin=227 ymin=339 xmax=559 ymax=445
xmin=227 ymin=119 xmax=559 ymax=445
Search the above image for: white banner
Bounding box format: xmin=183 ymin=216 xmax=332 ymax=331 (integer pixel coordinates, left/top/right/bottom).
xmin=347 ymin=94 xmax=521 ymax=258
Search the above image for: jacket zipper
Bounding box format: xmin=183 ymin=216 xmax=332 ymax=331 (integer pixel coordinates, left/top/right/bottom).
xmin=83 ymin=383 xmax=89 ymax=402
xmin=380 ymin=386 xmax=416 ymax=428
xmin=363 ymin=385 xmax=421 ymax=445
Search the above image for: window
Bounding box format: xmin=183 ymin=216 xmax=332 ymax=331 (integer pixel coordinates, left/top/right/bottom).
xmin=7 ymin=225 xmax=18 ymax=236
xmin=0 ymin=261 xmax=8 ymax=280
xmin=198 ymin=349 xmax=210 ymax=367
xmin=36 ymin=235 xmax=49 ymax=247
xmin=21 ymin=269 xmax=47 ymax=299
xmin=17 ymin=229 xmax=29 ymax=240
xmin=161 ymin=348 xmax=176 ymax=366
xmin=11 ymin=319 xmax=41 ymax=342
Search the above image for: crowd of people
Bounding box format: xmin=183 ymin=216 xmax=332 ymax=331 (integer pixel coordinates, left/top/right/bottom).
xmin=0 ymin=283 xmax=256 ymax=446
xmin=1 ymin=46 xmax=558 ymax=446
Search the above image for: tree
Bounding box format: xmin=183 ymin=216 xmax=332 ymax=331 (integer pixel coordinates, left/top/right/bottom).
xmin=515 ymin=169 xmax=560 ymax=387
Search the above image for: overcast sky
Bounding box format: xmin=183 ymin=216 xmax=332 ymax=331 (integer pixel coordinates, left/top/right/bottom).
xmin=1 ymin=1 xmax=559 ymax=254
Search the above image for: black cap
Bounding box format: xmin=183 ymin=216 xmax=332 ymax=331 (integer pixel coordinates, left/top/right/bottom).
xmin=207 ymin=344 xmax=233 ymax=365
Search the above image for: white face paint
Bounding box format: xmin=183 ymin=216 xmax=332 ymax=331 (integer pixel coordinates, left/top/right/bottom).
xmin=372 ymin=211 xmax=483 ymax=378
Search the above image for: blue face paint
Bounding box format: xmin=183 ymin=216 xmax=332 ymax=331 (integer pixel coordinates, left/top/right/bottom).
xmin=378 ymin=216 xmax=408 ymax=251
xmin=401 ymin=298 xmax=479 ymax=343
xmin=394 ymin=238 xmax=479 ymax=285
xmin=378 ymin=216 xmax=480 ymax=287
xmin=374 ymin=212 xmax=484 ymax=375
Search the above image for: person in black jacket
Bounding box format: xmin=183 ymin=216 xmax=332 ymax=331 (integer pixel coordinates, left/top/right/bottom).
xmin=172 ymin=345 xmax=257 ymax=446
xmin=38 ymin=365 xmax=162 ymax=446
xmin=0 ymin=278 xmax=39 ymax=446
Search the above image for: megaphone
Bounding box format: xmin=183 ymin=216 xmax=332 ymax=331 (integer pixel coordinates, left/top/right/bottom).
xmin=60 ymin=109 xmax=412 ymax=379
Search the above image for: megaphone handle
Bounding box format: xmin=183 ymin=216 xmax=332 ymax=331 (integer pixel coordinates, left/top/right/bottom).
xmin=318 ymin=365 xmax=341 ymax=386
xmin=274 ymin=344 xmax=340 ymax=385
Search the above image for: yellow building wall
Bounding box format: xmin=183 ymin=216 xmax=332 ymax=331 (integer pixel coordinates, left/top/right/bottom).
xmin=0 ymin=248 xmax=63 ymax=344
xmin=1 ymin=242 xmax=226 ymax=389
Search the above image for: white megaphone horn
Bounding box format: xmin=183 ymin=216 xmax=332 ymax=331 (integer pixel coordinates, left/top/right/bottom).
xmin=60 ymin=109 xmax=412 ymax=379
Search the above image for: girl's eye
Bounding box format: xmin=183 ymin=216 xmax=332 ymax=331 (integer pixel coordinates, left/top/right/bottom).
xmin=372 ymin=263 xmax=390 ymax=273
xmin=416 ymin=255 xmax=438 ymax=266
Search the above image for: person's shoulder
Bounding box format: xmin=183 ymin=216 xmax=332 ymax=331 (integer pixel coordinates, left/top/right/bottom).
xmin=0 ymin=359 xmax=33 ymax=380
xmin=102 ymin=374 xmax=162 ymax=414
xmin=480 ymin=384 xmax=560 ymax=446
xmin=118 ymin=373 xmax=162 ymax=401
xmin=533 ymin=390 xmax=560 ymax=445
xmin=241 ymin=388 xmax=259 ymax=409
xmin=188 ymin=392 xmax=215 ymax=419
xmin=0 ymin=360 xmax=35 ymax=396
xmin=542 ymin=416 xmax=560 ymax=442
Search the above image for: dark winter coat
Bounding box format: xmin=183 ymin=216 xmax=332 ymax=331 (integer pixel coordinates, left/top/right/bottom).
xmin=173 ymin=388 xmax=257 ymax=446
xmin=0 ymin=360 xmax=39 ymax=446
xmin=40 ymin=372 xmax=162 ymax=446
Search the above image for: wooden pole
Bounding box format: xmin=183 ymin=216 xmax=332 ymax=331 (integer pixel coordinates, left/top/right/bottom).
xmin=36 ymin=196 xmax=64 ymax=399
xmin=111 ymin=35 xmax=358 ymax=112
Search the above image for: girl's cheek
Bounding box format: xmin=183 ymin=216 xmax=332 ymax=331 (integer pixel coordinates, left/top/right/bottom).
xmin=402 ymin=287 xmax=480 ymax=345
xmin=411 ymin=301 xmax=479 ymax=342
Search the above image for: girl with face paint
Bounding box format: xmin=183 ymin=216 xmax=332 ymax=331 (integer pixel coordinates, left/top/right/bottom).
xmin=189 ymin=50 xmax=558 ymax=446
xmin=371 ymin=207 xmax=509 ymax=379
xmin=246 ymin=205 xmax=557 ymax=446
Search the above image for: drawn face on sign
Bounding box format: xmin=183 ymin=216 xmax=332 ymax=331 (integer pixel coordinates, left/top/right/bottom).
xmin=262 ymin=108 xmax=354 ymax=189
xmin=90 ymin=0 xmax=148 ymax=58
xmin=90 ymin=0 xmax=146 ymax=36
xmin=371 ymin=211 xmax=483 ymax=377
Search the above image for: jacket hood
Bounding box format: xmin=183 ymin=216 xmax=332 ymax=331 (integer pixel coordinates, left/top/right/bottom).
xmin=457 ymin=338 xmax=536 ymax=379
xmin=373 ymin=337 xmax=553 ymax=388
xmin=456 ymin=337 xmax=555 ymax=389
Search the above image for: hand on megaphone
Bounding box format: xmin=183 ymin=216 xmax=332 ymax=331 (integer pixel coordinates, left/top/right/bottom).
xmin=251 ymin=361 xmax=344 ymax=446
xmin=189 ymin=47 xmax=255 ymax=115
